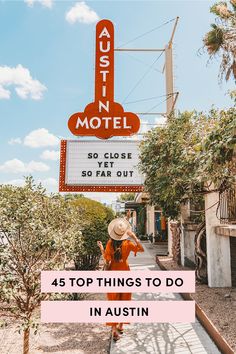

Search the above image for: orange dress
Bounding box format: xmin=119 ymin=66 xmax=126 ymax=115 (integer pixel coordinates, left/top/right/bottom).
xmin=103 ymin=238 xmax=144 ymax=326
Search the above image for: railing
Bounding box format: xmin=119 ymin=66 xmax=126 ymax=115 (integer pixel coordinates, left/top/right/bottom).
xmin=219 ymin=185 xmax=236 ymax=224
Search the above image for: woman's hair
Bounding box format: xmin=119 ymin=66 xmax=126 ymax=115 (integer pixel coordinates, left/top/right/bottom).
xmin=111 ymin=239 xmax=123 ymax=262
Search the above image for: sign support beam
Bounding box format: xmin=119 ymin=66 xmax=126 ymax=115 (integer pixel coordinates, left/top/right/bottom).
xmin=115 ymin=48 xmax=164 ymax=52
xmin=114 ymin=17 xmax=179 ymax=118
xmin=165 ymin=45 xmax=174 ymax=117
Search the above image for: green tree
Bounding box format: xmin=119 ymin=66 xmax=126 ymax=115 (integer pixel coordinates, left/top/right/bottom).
xmin=139 ymin=108 xmax=236 ymax=219
xmin=198 ymin=107 xmax=236 ymax=186
xmin=71 ymin=196 xmax=114 ymax=270
xmin=118 ymin=193 xmax=135 ymax=201
xmin=0 ymin=178 xmax=81 ymax=354
xmin=203 ymin=0 xmax=236 ymax=81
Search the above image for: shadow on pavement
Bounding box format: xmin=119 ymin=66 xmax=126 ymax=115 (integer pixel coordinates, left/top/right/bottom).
xmin=38 ymin=323 xmax=110 ymax=354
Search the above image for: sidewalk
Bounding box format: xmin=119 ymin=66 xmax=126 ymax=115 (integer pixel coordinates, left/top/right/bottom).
xmin=110 ymin=242 xmax=221 ymax=354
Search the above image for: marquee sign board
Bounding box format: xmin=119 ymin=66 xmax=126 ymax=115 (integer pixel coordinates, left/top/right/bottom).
xmin=59 ymin=140 xmax=144 ymax=192
xmin=67 ymin=19 xmax=140 ymax=139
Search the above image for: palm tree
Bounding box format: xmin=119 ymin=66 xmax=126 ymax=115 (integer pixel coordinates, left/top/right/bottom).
xmin=203 ymin=1 xmax=236 ymax=82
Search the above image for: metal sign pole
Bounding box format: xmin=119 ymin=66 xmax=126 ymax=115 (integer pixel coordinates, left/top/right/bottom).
xmin=165 ymin=45 xmax=174 ymax=117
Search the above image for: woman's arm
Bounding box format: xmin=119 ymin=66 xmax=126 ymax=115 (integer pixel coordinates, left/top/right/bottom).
xmin=97 ymin=241 xmax=105 ymax=260
xmin=127 ymin=230 xmax=144 ymax=253
xmin=97 ymin=240 xmax=112 ymax=262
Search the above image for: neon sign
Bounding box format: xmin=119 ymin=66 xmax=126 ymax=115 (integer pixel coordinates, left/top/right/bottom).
xmin=68 ymin=19 xmax=140 ymax=139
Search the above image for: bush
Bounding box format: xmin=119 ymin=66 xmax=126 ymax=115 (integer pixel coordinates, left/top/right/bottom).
xmin=71 ymin=196 xmax=114 ymax=270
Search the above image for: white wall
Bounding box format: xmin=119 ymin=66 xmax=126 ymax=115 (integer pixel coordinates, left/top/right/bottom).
xmin=168 ymin=218 xmax=172 ymax=256
xmin=146 ymin=205 xmax=155 ymax=240
xmin=181 ymin=223 xmax=197 ymax=267
xmin=205 ymin=189 xmax=232 ymax=287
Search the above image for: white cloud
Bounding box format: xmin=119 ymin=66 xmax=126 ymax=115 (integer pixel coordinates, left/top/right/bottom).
xmin=8 ymin=138 xmax=22 ymax=145
xmin=83 ymin=192 xmax=117 ymax=205
xmin=0 ymin=65 xmax=47 ymax=100
xmin=140 ymin=120 xmax=149 ymax=134
xmin=24 ymin=0 xmax=53 ymax=8
xmin=66 ymin=2 xmax=99 ymax=24
xmin=24 ymin=128 xmax=59 ymax=148
xmin=131 ymin=117 xmax=167 ymax=140
xmin=40 ymin=149 xmax=60 ymax=161
xmin=155 ymin=116 xmax=167 ymax=126
xmin=3 ymin=179 xmax=25 ymax=187
xmin=129 ymin=120 xmax=149 ymax=141
xmin=39 ymin=177 xmax=57 ymax=187
xmin=0 ymin=159 xmax=49 ymax=173
xmin=3 ymin=177 xmax=57 ymax=190
xmin=0 ymin=85 xmax=10 ymax=99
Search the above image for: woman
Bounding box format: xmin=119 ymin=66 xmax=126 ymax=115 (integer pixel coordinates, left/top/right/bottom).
xmin=97 ymin=218 xmax=144 ymax=341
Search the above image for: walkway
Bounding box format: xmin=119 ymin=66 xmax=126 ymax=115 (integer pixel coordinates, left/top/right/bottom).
xmin=110 ymin=242 xmax=221 ymax=354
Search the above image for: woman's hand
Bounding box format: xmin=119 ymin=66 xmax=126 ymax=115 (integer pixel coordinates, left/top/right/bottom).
xmin=97 ymin=241 xmax=104 ymax=251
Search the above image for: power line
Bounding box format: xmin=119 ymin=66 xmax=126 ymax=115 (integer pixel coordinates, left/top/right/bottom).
xmin=142 ymin=94 xmax=176 ymax=115
xmin=141 ymin=123 xmax=166 ymax=126
xmin=121 ymin=52 xmax=163 ymax=74
xmin=122 ymin=51 xmax=164 ymax=104
xmin=136 ymin=112 xmax=166 ymax=116
xmin=117 ymin=18 xmax=176 ymax=49
xmin=125 ymin=92 xmax=176 ymax=105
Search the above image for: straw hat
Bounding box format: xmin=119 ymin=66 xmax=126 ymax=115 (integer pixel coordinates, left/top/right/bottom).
xmin=108 ymin=218 xmax=131 ymax=241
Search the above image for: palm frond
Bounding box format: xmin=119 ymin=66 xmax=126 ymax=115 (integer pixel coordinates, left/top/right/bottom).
xmin=203 ymin=25 xmax=224 ymax=54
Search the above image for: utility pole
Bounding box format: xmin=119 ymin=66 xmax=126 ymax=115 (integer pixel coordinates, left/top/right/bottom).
xmin=165 ymin=16 xmax=179 ymax=117
xmin=165 ymin=45 xmax=174 ymax=116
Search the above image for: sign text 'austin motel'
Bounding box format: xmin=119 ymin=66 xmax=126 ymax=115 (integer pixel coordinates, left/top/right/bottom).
xmin=68 ymin=20 xmax=140 ymax=139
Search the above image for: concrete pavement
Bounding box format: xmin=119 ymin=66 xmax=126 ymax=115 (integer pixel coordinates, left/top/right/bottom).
xmin=110 ymin=242 xmax=221 ymax=354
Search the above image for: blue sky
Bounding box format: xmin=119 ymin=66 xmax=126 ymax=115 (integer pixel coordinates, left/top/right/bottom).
xmin=0 ymin=0 xmax=235 ymax=204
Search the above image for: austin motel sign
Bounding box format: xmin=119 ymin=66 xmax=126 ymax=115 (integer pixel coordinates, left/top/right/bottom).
xmin=68 ymin=20 xmax=140 ymax=139
xmin=59 ymin=19 xmax=144 ymax=192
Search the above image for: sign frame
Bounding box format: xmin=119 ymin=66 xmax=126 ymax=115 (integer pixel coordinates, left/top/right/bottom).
xmin=59 ymin=140 xmax=144 ymax=193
